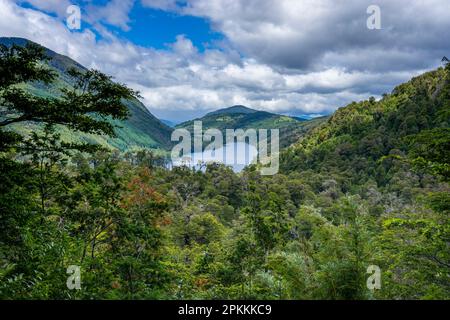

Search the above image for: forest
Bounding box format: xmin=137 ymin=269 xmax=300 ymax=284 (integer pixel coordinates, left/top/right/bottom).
xmin=0 ymin=42 xmax=449 ymax=300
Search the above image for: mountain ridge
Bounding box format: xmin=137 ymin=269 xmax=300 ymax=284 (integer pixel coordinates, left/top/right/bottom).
xmin=0 ymin=37 xmax=174 ymax=151
xmin=206 ymin=105 xmax=258 ymax=116
xmin=176 ymin=105 xmax=327 ymax=148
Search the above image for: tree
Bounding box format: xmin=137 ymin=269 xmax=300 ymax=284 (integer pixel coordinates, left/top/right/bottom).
xmin=0 ymin=42 xmax=140 ymax=299
xmin=0 ymin=42 xmax=139 ymax=151
xmin=111 ymin=166 xmax=170 ymax=299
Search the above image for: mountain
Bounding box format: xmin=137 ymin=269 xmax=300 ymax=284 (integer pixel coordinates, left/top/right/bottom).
xmin=177 ymin=105 xmax=299 ymax=130
xmin=206 ymin=105 xmax=258 ymax=116
xmin=0 ymin=37 xmax=173 ymax=151
xmin=161 ymin=119 xmax=178 ymax=127
xmin=177 ymin=105 xmax=328 ymax=148
xmin=280 ymin=64 xmax=450 ymax=184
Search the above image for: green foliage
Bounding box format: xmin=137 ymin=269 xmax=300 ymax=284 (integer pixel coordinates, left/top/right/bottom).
xmin=176 ymin=105 xmax=328 ymax=149
xmin=0 ymin=37 xmax=173 ymax=152
xmin=1 ymin=39 xmax=449 ymax=300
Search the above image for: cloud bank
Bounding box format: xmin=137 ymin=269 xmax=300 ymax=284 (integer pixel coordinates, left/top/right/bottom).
xmin=3 ymin=0 xmax=450 ymax=121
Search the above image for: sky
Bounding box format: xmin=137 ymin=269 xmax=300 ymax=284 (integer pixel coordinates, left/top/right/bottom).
xmin=1 ymin=0 xmax=450 ymax=122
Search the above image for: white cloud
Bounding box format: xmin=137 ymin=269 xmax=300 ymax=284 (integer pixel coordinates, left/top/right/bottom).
xmin=20 ymin=0 xmax=136 ymax=31
xmin=141 ymin=0 xmax=180 ymax=11
xmin=2 ymin=0 xmax=449 ymax=122
xmin=175 ymin=0 xmax=450 ymax=71
xmin=85 ymin=0 xmax=135 ymax=31
xmin=18 ymin=0 xmax=72 ymax=17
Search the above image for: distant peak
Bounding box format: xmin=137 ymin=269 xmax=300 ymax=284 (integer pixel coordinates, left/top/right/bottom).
xmin=207 ymin=105 xmax=258 ymax=116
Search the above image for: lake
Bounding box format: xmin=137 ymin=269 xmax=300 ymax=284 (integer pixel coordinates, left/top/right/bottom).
xmin=171 ymin=142 xmax=258 ymax=172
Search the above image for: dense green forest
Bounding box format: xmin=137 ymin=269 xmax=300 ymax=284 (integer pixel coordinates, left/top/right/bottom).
xmin=176 ymin=105 xmax=326 ymax=148
xmin=0 ymin=42 xmax=449 ymax=300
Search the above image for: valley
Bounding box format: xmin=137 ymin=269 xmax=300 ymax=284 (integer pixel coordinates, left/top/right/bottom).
xmin=1 ymin=37 xmax=448 ymax=301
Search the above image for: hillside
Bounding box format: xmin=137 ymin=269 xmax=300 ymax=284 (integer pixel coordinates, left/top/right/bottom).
xmin=177 ymin=105 xmax=328 ymax=148
xmin=177 ymin=105 xmax=300 ymax=130
xmin=280 ymin=65 xmax=450 ymax=186
xmin=0 ymin=37 xmax=173 ymax=151
xmin=206 ymin=105 xmax=257 ymax=116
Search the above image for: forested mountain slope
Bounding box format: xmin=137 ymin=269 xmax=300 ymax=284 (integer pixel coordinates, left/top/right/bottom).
xmin=0 ymin=37 xmax=173 ymax=151
xmin=159 ymin=65 xmax=448 ymax=299
xmin=177 ymin=105 xmax=328 ymax=148
xmin=281 ymin=66 xmax=450 ymax=186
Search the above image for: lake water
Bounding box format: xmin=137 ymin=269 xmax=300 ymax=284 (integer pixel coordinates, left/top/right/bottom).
xmin=172 ymin=142 xmax=258 ymax=173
